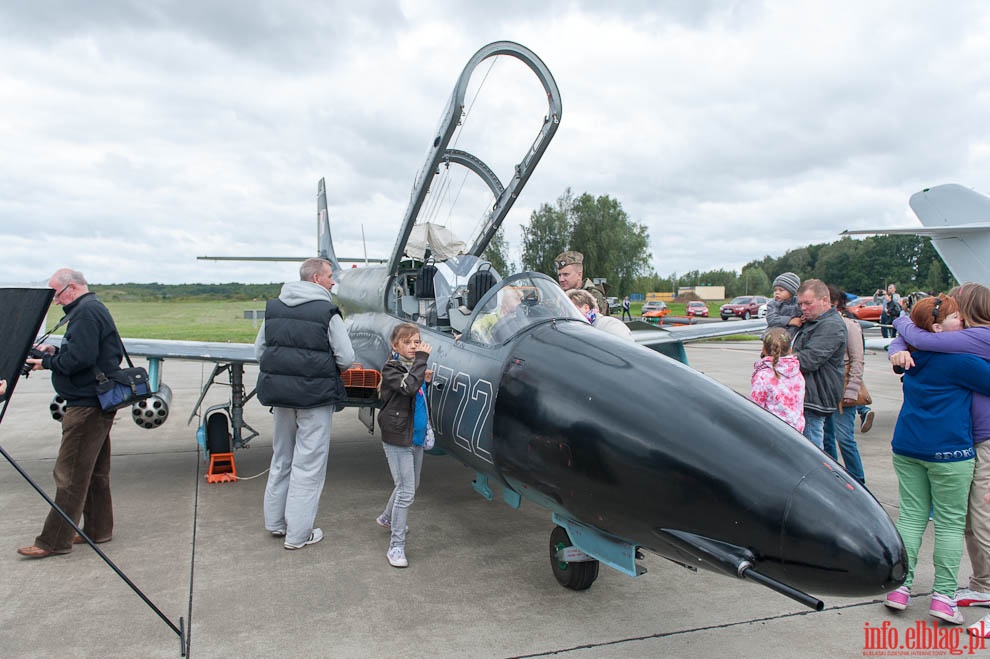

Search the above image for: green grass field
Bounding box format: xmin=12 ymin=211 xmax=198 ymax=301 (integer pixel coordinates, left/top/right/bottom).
xmin=43 ymin=300 xmax=267 ymax=343
xmin=41 ymin=299 xmax=751 ymax=343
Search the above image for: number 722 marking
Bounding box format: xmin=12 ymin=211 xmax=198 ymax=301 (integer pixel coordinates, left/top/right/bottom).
xmin=429 ymin=364 xmax=495 ymax=463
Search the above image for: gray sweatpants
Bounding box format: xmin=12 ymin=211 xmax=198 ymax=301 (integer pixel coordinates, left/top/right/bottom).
xmin=264 ymin=406 xmax=333 ymax=546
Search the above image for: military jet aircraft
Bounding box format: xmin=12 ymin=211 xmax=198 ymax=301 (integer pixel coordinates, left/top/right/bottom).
xmin=34 ymin=40 xmax=904 ymax=607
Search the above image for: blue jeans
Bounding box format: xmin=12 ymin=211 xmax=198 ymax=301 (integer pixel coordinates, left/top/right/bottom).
xmin=823 ymin=406 xmax=866 ymax=483
xmin=802 ymin=411 xmax=826 ymax=450
xmin=381 ymin=443 xmax=424 ymax=549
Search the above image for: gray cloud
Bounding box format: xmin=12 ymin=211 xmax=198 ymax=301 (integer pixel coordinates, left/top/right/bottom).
xmin=3 ymin=1 xmax=990 ymax=284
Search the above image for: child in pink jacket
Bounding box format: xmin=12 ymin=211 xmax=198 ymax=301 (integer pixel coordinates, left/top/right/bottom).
xmin=750 ymin=327 xmax=806 ymax=432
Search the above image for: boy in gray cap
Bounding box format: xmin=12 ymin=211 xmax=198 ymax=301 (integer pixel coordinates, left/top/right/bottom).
xmin=765 ymin=272 xmax=803 ymax=337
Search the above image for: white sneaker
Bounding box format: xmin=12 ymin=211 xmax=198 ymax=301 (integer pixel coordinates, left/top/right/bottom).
xmin=284 ymin=528 xmax=324 ymax=550
xmin=968 ymin=613 xmax=990 ymax=638
xmin=930 ymin=593 xmax=964 ymax=625
xmin=957 ymin=587 xmax=990 ymax=607
xmin=387 ymin=546 xmax=408 ymax=568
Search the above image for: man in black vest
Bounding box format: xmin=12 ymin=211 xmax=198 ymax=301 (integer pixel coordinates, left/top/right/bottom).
xmin=18 ymin=268 xmax=123 ymax=558
xmin=255 ymin=258 xmax=355 ymax=550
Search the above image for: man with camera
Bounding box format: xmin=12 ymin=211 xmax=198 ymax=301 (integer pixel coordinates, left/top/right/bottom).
xmin=17 ymin=268 xmax=123 ymax=559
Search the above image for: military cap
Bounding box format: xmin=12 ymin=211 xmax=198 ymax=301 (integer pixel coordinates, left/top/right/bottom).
xmin=555 ymin=251 xmax=584 ymax=269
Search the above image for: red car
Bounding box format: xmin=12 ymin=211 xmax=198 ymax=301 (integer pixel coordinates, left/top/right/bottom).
xmin=641 ymin=300 xmax=670 ymax=323
xmin=719 ymin=296 xmax=768 ymax=321
xmin=848 ymin=297 xmax=883 ymax=322
xmin=686 ymin=301 xmax=709 ymax=317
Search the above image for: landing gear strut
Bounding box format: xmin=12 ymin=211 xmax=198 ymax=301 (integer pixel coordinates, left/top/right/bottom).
xmin=187 ymin=362 xmax=258 ymax=449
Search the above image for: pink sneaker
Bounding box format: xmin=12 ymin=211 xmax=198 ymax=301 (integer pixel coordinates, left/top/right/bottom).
xmin=884 ymin=586 xmax=910 ymax=611
xmin=930 ymin=593 xmax=964 ymax=624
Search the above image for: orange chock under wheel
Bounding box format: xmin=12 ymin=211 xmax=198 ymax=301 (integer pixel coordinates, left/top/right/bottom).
xmin=206 ymin=452 xmax=237 ymax=483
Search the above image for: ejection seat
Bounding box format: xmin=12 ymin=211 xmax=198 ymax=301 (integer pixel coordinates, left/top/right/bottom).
xmin=448 ymin=263 xmax=497 ymax=334
xmin=413 ymin=260 xmax=439 ymax=325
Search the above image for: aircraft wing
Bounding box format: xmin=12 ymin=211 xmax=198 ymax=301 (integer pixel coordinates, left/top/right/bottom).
xmin=627 ymin=319 xmax=766 ymax=361
xmin=628 ymin=319 xmax=766 ymax=345
xmin=841 ymin=226 xmax=990 ymax=237
xmin=197 ymin=256 xmax=385 ymax=263
xmin=865 ymin=337 xmax=891 ymax=352
xmin=49 ymin=336 xmax=257 ymax=363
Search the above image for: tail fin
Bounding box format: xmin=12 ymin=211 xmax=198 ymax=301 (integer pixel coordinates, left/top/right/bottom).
xmin=909 ymin=183 xmax=990 ymax=227
xmin=317 ymin=178 xmax=341 ymax=273
xmin=908 ymin=184 xmax=990 ymax=284
xmin=842 ymin=183 xmax=990 ymax=285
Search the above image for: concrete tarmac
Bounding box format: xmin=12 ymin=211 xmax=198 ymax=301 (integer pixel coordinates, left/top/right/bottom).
xmin=0 ymin=337 xmax=982 ymax=658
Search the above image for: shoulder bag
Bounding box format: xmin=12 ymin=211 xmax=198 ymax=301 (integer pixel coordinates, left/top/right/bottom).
xmin=844 ymin=363 xmax=872 ymax=407
xmin=94 ymin=337 xmax=152 ymax=412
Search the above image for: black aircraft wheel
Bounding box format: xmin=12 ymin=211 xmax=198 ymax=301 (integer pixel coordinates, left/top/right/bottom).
xmin=549 ymin=526 xmax=599 ymax=591
xmin=205 ymin=411 xmax=232 ymax=454
xmin=743 ymin=310 xmax=751 ymax=320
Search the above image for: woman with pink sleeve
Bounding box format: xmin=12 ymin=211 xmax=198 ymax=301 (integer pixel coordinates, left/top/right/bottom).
xmin=889 ymin=284 xmax=990 ymax=637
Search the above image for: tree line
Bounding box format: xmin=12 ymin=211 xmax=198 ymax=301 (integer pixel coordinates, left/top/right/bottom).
xmin=484 ymin=189 xmax=956 ymax=299
xmin=92 ymin=282 xmax=281 ymax=301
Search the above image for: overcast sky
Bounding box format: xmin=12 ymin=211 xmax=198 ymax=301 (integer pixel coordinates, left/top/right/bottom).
xmin=3 ymin=1 xmax=990 ymax=285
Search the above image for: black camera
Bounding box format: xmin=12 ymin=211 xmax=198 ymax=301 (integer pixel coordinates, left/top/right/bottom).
xmin=21 ymin=347 xmax=45 ymax=377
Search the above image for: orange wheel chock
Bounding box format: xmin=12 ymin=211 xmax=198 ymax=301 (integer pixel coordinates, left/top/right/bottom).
xmin=206 ymin=452 xmax=238 ymax=483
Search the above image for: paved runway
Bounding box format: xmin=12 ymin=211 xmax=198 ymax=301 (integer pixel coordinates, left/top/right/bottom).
xmin=0 ymin=337 xmax=975 ymax=657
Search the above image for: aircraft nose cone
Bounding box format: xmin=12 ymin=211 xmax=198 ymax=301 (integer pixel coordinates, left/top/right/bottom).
xmin=777 ymin=466 xmax=907 ymax=595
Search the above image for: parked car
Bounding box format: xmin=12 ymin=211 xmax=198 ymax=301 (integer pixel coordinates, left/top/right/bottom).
xmin=685 ymin=301 xmax=709 ymax=317
xmin=719 ymin=296 xmax=768 ymax=321
xmin=606 ymin=296 xmax=621 ymax=315
xmin=847 ymin=297 xmax=883 ymax=322
xmin=758 ymin=302 xmax=767 ymax=319
xmin=641 ymin=300 xmax=670 ymax=322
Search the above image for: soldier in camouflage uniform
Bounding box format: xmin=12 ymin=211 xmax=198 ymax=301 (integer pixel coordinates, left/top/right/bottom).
xmin=555 ymin=251 xmax=609 ymax=315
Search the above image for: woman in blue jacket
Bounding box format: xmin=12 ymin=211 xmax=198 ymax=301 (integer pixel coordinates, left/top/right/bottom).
xmin=884 ymin=294 xmax=990 ymax=625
